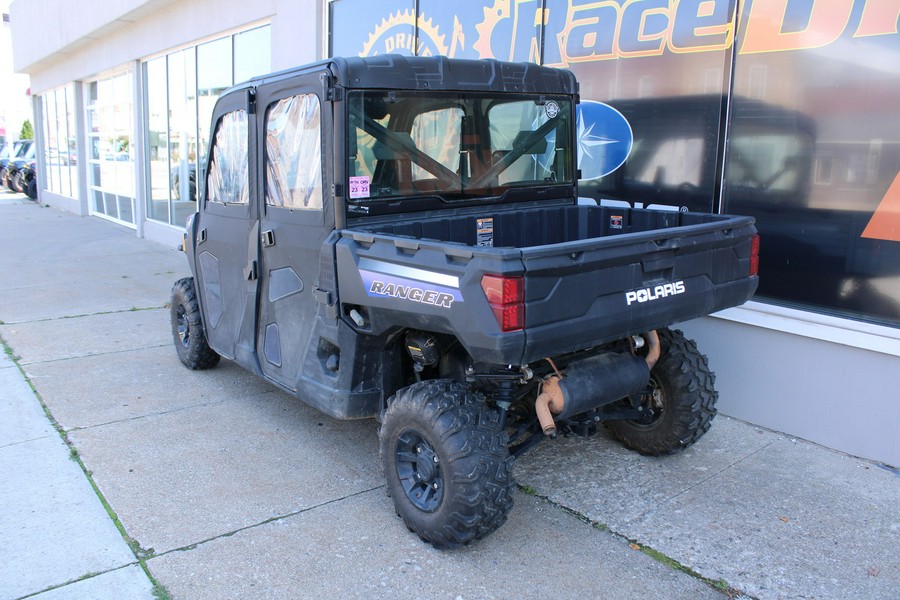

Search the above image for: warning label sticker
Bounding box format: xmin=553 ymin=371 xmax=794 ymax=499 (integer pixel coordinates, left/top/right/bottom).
xmin=477 ymin=217 xmax=494 ymax=247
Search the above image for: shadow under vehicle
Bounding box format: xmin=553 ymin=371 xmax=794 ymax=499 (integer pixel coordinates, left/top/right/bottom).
xmin=170 ymin=56 xmax=759 ymax=548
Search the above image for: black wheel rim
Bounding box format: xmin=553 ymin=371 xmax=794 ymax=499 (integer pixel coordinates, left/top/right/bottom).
xmin=175 ymin=304 xmax=191 ymax=348
xmin=395 ymin=430 xmax=444 ymax=512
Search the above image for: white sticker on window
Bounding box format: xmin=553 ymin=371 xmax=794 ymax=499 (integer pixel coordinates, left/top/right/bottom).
xmin=349 ymin=175 xmax=370 ymax=199
xmin=545 ymin=100 xmax=560 ymax=119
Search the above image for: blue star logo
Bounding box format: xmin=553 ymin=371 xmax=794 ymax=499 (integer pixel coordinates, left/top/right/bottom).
xmin=576 ymin=101 xmax=634 ymax=180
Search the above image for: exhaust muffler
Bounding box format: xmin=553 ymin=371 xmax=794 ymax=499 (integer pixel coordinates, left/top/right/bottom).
xmin=535 ymin=331 xmax=659 ymax=436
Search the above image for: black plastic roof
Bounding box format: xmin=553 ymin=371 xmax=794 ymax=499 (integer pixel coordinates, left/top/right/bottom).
xmin=235 ymin=54 xmax=577 ymax=97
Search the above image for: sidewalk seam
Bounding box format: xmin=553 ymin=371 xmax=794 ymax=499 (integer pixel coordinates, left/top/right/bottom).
xmin=658 ymin=438 xmax=779 ymax=506
xmin=148 ymin=485 xmax=387 ymax=559
xmin=1 ymin=335 xmax=172 ymax=600
xmin=63 ymin=391 xmax=277 ymax=433
xmin=0 ymin=433 xmax=56 ymax=450
xmin=17 ymin=342 xmax=172 ymax=367
xmin=15 ymin=563 xmax=144 ymax=600
xmin=517 ymin=486 xmax=755 ymax=599
xmin=0 ymin=305 xmax=165 ymax=327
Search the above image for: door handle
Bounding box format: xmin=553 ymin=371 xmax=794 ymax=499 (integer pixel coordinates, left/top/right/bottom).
xmin=262 ymin=230 xmax=275 ymax=247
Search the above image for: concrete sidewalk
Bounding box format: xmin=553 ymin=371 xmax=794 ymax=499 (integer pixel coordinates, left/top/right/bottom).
xmin=0 ymin=194 xmax=897 ymax=599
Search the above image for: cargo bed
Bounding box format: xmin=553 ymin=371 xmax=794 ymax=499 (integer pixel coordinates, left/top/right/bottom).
xmin=337 ymin=203 xmax=758 ymax=365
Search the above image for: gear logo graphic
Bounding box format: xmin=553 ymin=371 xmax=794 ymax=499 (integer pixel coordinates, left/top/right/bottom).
xmin=473 ymin=0 xmax=509 ymax=58
xmin=361 ymin=10 xmax=448 ymax=57
xmin=473 ymin=0 xmax=541 ymax=62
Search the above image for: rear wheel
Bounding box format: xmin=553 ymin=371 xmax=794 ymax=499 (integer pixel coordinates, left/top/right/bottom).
xmin=170 ymin=277 xmax=220 ymax=370
xmin=607 ymin=328 xmax=717 ymax=455
xmin=379 ymin=380 xmax=515 ymax=548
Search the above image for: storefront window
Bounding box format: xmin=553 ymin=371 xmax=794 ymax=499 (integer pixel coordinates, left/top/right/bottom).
xmin=169 ymin=49 xmax=199 ymax=227
xmin=86 ymin=71 xmax=136 ymax=226
xmin=234 ymin=26 xmax=272 ymax=84
xmin=328 ymin=0 xmax=900 ymax=328
xmin=145 ymin=24 xmax=271 ymax=226
xmin=722 ymin=10 xmax=900 ymax=327
xmin=39 ymin=85 xmax=77 ymax=198
xmin=198 ymin=37 xmax=233 ymax=180
xmin=330 ymin=0 xmax=415 ymax=57
xmin=146 ymin=56 xmax=169 ymax=223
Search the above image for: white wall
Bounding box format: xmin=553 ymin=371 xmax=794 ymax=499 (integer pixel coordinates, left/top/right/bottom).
xmin=10 ymin=0 xmax=322 ymax=95
xmin=681 ymin=306 xmax=900 ymax=467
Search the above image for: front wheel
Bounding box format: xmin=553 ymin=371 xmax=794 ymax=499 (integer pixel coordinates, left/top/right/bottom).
xmin=379 ymin=380 xmax=515 ymax=549
xmin=170 ymin=277 xmax=220 ymax=370
xmin=607 ymin=328 xmax=717 ymax=455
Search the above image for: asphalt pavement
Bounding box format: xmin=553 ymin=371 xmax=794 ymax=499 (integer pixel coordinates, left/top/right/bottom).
xmin=0 ymin=192 xmax=898 ymax=600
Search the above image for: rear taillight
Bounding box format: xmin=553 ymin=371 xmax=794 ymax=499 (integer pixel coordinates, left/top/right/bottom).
xmin=750 ymin=234 xmax=760 ymax=277
xmin=481 ymin=274 xmax=524 ymax=332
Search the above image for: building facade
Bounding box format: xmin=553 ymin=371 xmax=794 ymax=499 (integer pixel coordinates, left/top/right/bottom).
xmin=10 ymin=0 xmax=900 ymax=466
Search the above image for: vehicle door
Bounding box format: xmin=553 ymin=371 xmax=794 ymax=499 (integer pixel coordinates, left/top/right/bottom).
xmin=254 ymin=74 xmax=332 ymax=390
xmin=194 ymin=88 xmax=260 ymax=364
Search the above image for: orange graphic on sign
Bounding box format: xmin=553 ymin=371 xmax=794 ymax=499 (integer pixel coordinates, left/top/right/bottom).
xmin=862 ymin=170 xmax=900 ymax=242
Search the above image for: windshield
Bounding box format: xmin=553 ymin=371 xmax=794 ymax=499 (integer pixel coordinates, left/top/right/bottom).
xmin=346 ymin=91 xmax=574 ymax=206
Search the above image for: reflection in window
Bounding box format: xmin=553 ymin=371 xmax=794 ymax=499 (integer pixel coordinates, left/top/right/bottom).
xmin=814 ymin=156 xmax=833 ymax=185
xmin=727 ymin=133 xmax=809 ymax=192
xmin=410 ymin=108 xmax=462 ymax=180
xmin=488 ymin=101 xmax=558 ymax=185
xmin=43 ymin=91 xmax=58 ymax=192
xmin=234 ymin=26 xmax=272 ymax=84
xmin=169 ymin=49 xmax=198 ymax=226
xmin=207 ymin=110 xmax=249 ymax=205
xmin=86 ymin=71 xmax=136 ymax=226
xmin=637 ymin=138 xmax=703 ymax=187
xmin=198 ymin=37 xmax=233 ymax=177
xmin=346 ymin=91 xmax=574 ymax=200
xmin=146 ymin=56 xmax=169 ymax=222
xmin=40 ymin=85 xmax=78 ymax=198
xmin=145 ymin=24 xmax=271 ymax=225
xmin=265 ymin=95 xmax=322 ymax=210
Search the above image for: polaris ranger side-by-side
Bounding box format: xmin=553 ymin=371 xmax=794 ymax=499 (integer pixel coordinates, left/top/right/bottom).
xmin=171 ymin=55 xmax=759 ymax=548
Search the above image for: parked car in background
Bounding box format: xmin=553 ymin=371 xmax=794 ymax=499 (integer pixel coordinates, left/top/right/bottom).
xmin=21 ymin=160 xmax=38 ymax=199
xmin=2 ymin=141 xmax=35 ymax=191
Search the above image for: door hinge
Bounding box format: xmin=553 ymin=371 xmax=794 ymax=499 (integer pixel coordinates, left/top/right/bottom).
xmin=323 ymin=73 xmax=344 ymax=101
xmin=248 ymin=88 xmax=257 ymax=115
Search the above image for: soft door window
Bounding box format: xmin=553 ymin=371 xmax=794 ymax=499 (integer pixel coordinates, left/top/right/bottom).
xmin=265 ymin=94 xmax=323 ymax=210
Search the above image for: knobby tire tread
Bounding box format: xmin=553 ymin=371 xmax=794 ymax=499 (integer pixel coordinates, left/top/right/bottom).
xmin=380 ymin=380 xmax=515 ymax=549
xmin=171 ymin=277 xmax=220 ymax=370
xmin=608 ymin=328 xmax=717 ymax=456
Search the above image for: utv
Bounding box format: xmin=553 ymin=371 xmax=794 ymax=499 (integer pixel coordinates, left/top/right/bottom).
xmin=171 ymin=55 xmax=758 ymax=548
